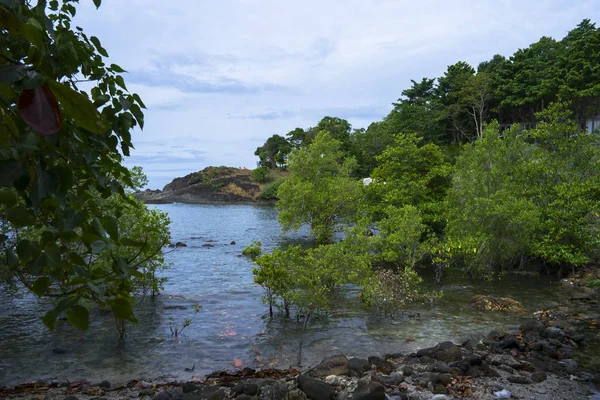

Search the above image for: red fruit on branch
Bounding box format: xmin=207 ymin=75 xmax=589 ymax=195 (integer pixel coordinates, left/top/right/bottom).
xmin=18 ymin=84 xmax=63 ymax=136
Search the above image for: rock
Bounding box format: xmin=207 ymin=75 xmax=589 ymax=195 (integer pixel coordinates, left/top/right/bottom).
xmin=433 ymin=346 xmax=462 ymax=363
xmin=284 ymin=389 xmax=308 ymax=400
xmin=96 ymin=380 xmax=111 ymax=389
xmin=398 ymin=365 xmax=413 ymax=376
xmin=542 ymin=327 xmax=565 ymax=341
xmin=438 ymin=374 xmax=452 ymax=386
xmin=153 ymin=392 xmax=172 ymax=400
xmin=349 ymin=358 xmax=371 ymax=375
xmin=325 ymin=375 xmax=340 ymax=385
xmin=559 ymin=359 xmax=579 ymax=374
xmin=139 ymin=389 xmax=156 ymax=397
xmin=433 ymin=363 xmax=451 ymax=373
xmin=175 ymin=242 xmax=187 ymax=247
xmin=64 ymin=397 xmax=79 ymax=400
xmin=243 ymin=383 xmax=259 ymax=396
xmin=531 ymin=371 xmax=547 ymax=382
xmin=471 ymin=295 xmax=525 ymax=312
xmin=182 ymin=383 xmax=199 ymax=394
xmin=259 ymin=381 xmax=288 ymax=400
xmin=486 ymin=354 xmax=522 ymax=369
xmin=368 ymin=356 xmax=394 ymax=374
xmin=231 ymin=383 xmax=245 ymax=396
xmin=416 ymin=342 xmax=454 ymax=358
xmin=432 ymin=384 xmax=447 ymax=394
xmin=230 ymin=241 xmax=236 ymax=245
xmin=466 ymin=354 xmax=482 ymax=366
xmin=202 ymin=243 xmax=215 ymax=248
xmin=298 ymin=374 xmax=335 ymax=400
xmin=507 ymin=375 xmax=532 ymax=384
xmin=207 ymin=388 xmax=228 ymax=400
xmin=520 ymin=320 xmax=544 ymax=333
xmin=352 ymin=378 xmax=386 ymax=400
xmin=236 ymin=395 xmax=253 ymax=400
xmin=310 ymin=354 xmax=350 ymax=377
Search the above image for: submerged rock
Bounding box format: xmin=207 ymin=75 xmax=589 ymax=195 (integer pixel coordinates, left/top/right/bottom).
xmin=309 ymin=354 xmax=350 ymax=377
xmin=471 ymin=295 xmax=525 ymax=312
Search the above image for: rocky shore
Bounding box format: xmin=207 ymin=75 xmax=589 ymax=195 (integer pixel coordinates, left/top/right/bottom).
xmin=2 ymin=308 xmax=599 ymax=400
xmin=134 ymin=167 xmax=267 ymax=205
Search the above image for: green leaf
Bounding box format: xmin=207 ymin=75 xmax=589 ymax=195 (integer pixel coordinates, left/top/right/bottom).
xmin=91 ymin=239 xmax=110 ymax=254
xmin=0 ymin=64 xmax=27 ymax=83
xmin=111 ymin=298 xmax=136 ymax=322
xmin=41 ymin=310 xmax=57 ymax=330
xmin=32 ymin=276 xmax=51 ymax=296
xmin=132 ymin=93 xmax=146 ymax=109
xmin=101 ymin=216 xmax=119 ymax=242
xmin=121 ymin=238 xmax=144 ymax=247
xmin=93 ymin=0 xmax=101 ymax=8
xmin=130 ymin=104 xmax=144 ymax=129
xmin=66 ymin=305 xmax=89 ymax=330
xmin=62 ymin=209 xmax=84 ymax=231
xmin=0 ymin=160 xmax=26 ymax=186
xmin=0 ymin=189 xmax=18 ymax=206
xmin=93 ymin=94 xmax=110 ymax=107
xmin=46 ymin=80 xmax=111 ymax=134
xmin=89 ymin=36 xmax=108 ymax=57
xmin=45 ymin=243 xmax=61 ymax=269
xmin=110 ymin=63 xmax=126 ymax=73
xmin=91 ymin=217 xmax=106 ymax=238
xmin=7 ymin=206 xmax=36 ymax=228
xmin=115 ymin=75 xmax=127 ymax=91
xmin=16 ymin=239 xmax=40 ymax=261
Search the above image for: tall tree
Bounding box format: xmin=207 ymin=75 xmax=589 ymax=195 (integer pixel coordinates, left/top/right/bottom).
xmin=436 ymin=62 xmax=476 ymax=143
xmin=277 ymin=131 xmax=362 ymax=244
xmin=254 ymin=134 xmax=292 ymax=169
xmin=0 ymin=0 xmax=160 ymax=332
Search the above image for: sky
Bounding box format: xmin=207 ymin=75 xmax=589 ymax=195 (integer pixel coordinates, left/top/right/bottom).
xmin=73 ymin=0 xmax=598 ymax=189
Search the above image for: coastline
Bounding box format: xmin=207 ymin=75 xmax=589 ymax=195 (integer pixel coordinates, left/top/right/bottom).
xmin=2 ymin=310 xmax=598 ymax=400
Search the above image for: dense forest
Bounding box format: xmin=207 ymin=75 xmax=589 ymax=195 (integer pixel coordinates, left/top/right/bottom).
xmin=248 ymin=20 xmax=600 ymax=322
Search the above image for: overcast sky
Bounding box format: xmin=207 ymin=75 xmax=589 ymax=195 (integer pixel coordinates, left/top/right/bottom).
xmin=73 ymin=0 xmax=597 ymax=189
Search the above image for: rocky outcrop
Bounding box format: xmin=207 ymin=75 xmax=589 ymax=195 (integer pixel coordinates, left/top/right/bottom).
xmin=134 ymin=167 xmax=264 ymax=204
xmin=471 ymin=295 xmax=526 ymax=312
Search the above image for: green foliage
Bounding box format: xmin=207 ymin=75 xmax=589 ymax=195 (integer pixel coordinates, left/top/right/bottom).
xmin=361 ymin=267 xmax=440 ymax=318
xmin=258 ymin=178 xmax=286 ymax=200
xmin=255 ymin=134 xmax=292 ymax=169
xmin=367 ymin=133 xmax=452 ymax=235
xmin=446 ymin=104 xmax=600 ymax=274
xmin=277 ymin=131 xmax=363 ymax=244
xmin=242 ymin=240 xmax=262 ymax=260
xmin=251 ymin=166 xmax=271 ymax=183
xmin=0 ymin=1 xmax=169 ymax=332
xmin=168 ymin=304 xmax=202 ymax=338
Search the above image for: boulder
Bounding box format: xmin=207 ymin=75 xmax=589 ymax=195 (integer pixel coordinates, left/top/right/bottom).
xmin=298 ymin=375 xmax=335 ymax=400
xmin=531 ymin=371 xmax=547 ymax=383
xmin=542 ymin=327 xmax=565 ymax=341
xmin=471 ymin=295 xmax=525 ymax=312
xmin=310 ymin=354 xmax=350 ymax=377
xmin=352 ymin=378 xmax=386 ymax=400
xmin=175 ymin=242 xmax=187 ymax=247
xmin=368 ymin=356 xmax=394 ymax=375
xmin=434 ymin=346 xmax=463 ymax=363
xmin=348 ymin=358 xmax=371 ymax=375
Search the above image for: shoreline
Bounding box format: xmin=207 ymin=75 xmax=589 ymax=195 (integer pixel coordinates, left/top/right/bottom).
xmin=2 ymin=310 xmax=598 ymax=400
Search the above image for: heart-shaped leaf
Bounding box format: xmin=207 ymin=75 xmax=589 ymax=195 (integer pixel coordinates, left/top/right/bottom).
xmin=18 ymin=84 xmax=62 ymax=136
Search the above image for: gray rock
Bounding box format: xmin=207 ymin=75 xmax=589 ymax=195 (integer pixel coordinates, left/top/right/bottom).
xmin=139 ymin=389 xmax=156 ymax=397
xmin=542 ymin=327 xmax=565 ymax=341
xmin=244 ymin=383 xmax=259 ymax=396
xmin=349 ymin=358 xmax=371 ymax=375
xmin=284 ymin=389 xmax=307 ymax=400
xmin=434 ymin=346 xmax=462 ymax=363
xmin=559 ymin=359 xmax=579 ymax=374
xmin=433 ymin=363 xmax=451 ymax=373
xmin=352 ymin=378 xmax=386 ymax=400
xmin=520 ymin=320 xmax=544 ymax=333
xmin=207 ymin=388 xmax=228 ymax=400
xmin=531 ymin=371 xmax=547 ymax=383
xmin=398 ymin=365 xmax=414 ymax=376
xmin=154 ymin=392 xmax=173 ymax=400
xmin=486 ymin=354 xmax=522 ymax=369
xmin=236 ymin=395 xmax=253 ymax=400
xmin=310 ymin=354 xmax=350 ymax=377
xmin=298 ymin=375 xmax=335 ymax=400
xmin=368 ymin=356 xmax=394 ymax=375
xmin=95 ymin=380 xmax=110 ymax=389
xmin=183 ymin=383 xmax=199 ymax=394
xmin=64 ymin=397 xmax=79 ymax=400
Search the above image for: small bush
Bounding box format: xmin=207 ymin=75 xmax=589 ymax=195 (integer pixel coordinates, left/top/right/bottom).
xmin=242 ymin=241 xmax=262 ymax=260
xmin=252 ymin=166 xmax=270 ymax=183
xmin=259 ymin=178 xmax=286 ymax=200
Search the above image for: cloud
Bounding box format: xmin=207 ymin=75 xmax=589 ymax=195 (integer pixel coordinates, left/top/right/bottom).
xmin=72 ymin=0 xmax=596 ymax=188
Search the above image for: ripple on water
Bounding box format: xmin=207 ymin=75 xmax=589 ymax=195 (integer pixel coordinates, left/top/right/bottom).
xmin=0 ymin=204 xmax=569 ymax=385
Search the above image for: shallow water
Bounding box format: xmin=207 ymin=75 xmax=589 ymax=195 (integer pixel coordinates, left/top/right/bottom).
xmin=0 ymin=204 xmax=569 ymax=385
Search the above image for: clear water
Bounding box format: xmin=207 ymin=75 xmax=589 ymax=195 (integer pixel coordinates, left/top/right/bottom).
xmin=0 ymin=204 xmax=568 ymax=385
